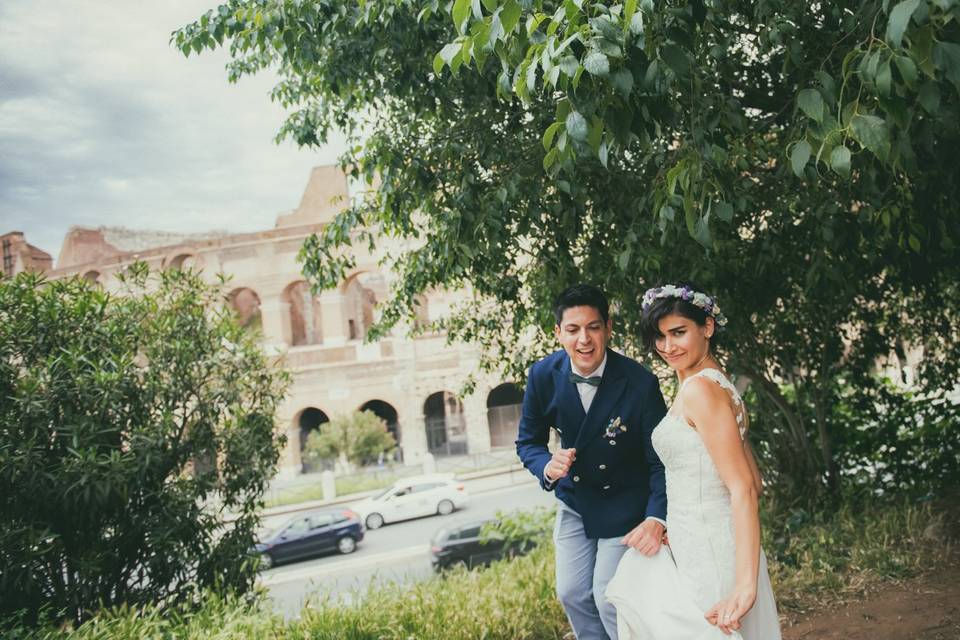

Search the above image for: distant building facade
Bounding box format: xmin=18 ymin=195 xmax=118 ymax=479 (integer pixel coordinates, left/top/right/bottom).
xmin=18 ymin=166 xmax=523 ymax=477
xmin=1 ymin=231 xmax=53 ymax=277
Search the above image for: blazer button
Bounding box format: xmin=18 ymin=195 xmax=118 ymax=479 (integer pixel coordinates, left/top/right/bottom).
xmin=573 ymin=475 xmax=580 ymax=482
xmin=609 ymin=440 xmax=617 ymax=446
xmin=603 ymin=485 xmax=610 ymax=490
xmin=599 ymin=464 xmax=607 ymax=470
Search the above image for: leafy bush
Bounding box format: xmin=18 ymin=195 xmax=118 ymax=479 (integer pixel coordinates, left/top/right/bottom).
xmin=302 ymin=410 xmax=396 ymax=468
xmin=0 ymin=266 xmax=288 ymax=627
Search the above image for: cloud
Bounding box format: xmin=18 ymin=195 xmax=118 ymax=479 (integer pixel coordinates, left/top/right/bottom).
xmin=0 ymin=0 xmax=346 ymax=263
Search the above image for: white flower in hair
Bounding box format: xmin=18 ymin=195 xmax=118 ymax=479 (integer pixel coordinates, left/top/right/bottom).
xmin=641 ymin=284 xmax=729 ymax=329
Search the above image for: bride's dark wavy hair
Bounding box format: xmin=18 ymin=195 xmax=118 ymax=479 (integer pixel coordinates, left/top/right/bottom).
xmin=639 ymin=281 xmax=723 ymax=354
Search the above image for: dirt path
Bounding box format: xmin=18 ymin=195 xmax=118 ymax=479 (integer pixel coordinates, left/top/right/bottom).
xmin=783 ymin=559 xmax=960 ymax=640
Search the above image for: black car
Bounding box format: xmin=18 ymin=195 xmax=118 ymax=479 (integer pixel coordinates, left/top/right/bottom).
xmin=430 ymin=519 xmax=535 ymax=571
xmin=255 ymin=508 xmax=364 ymax=569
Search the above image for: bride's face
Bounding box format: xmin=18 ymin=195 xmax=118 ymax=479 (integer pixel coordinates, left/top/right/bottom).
xmin=654 ymin=313 xmax=713 ymax=371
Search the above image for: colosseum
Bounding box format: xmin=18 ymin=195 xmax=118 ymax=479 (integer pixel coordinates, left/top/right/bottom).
xmin=2 ymin=166 xmax=523 ymax=478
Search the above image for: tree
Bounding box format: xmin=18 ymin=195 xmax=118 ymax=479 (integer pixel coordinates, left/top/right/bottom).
xmin=0 ymin=265 xmax=289 ymax=627
xmin=302 ymin=410 xmax=397 ymax=469
xmin=174 ymin=1 xmax=960 ymax=502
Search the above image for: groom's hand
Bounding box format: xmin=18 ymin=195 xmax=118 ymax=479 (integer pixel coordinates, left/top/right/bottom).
xmin=544 ymin=448 xmax=576 ymax=482
xmin=622 ymin=520 xmax=664 ymax=556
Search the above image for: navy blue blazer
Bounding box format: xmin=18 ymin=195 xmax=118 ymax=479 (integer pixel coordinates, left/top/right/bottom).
xmin=516 ymin=348 xmax=668 ymax=539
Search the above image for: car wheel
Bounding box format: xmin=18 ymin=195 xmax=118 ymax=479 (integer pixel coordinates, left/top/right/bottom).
xmin=437 ymin=499 xmax=455 ymax=515
xmin=258 ymin=553 xmax=273 ymax=570
xmin=337 ymin=536 xmax=357 ymax=554
xmin=366 ymin=513 xmax=384 ymax=529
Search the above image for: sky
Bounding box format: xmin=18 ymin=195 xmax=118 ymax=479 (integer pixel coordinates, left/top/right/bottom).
xmin=0 ymin=1 xmax=346 ymax=263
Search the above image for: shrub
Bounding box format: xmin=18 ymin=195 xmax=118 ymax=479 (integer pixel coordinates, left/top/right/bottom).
xmin=302 ymin=410 xmax=396 ymax=469
xmin=0 ymin=266 xmax=288 ymax=627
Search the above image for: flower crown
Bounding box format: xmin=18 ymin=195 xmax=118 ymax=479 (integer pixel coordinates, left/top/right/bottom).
xmin=641 ymin=284 xmax=729 ymax=329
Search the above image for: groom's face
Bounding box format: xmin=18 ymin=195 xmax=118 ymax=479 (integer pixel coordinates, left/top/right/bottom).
xmin=555 ymin=305 xmax=612 ymax=375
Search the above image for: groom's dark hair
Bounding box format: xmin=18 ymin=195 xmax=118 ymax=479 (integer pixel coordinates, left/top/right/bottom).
xmin=554 ymin=284 xmax=610 ymax=325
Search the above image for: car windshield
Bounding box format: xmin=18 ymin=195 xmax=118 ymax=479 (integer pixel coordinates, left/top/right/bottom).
xmin=371 ymin=486 xmax=394 ymax=500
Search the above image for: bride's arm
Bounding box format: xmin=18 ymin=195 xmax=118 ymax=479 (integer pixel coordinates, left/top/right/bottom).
xmin=684 ymin=378 xmax=760 ymax=634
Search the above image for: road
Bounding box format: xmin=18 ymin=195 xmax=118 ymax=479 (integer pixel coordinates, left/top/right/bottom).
xmin=260 ymin=480 xmax=556 ymax=618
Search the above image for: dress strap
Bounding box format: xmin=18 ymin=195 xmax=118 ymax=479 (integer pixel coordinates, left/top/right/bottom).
xmin=679 ymin=368 xmax=747 ymax=436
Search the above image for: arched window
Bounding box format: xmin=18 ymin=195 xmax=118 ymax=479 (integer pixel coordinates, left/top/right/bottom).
xmin=423 ymin=391 xmax=467 ymax=456
xmin=284 ymin=281 xmax=322 ymax=346
xmin=167 ymin=253 xmax=196 ymax=270
xmin=343 ymin=272 xmax=387 ymax=340
xmin=487 ymin=383 xmax=524 ymax=448
xmin=297 ymin=407 xmax=330 ymax=472
xmin=228 ymin=287 xmax=262 ymax=331
xmin=82 ymin=270 xmax=101 ymax=285
xmin=359 ymin=399 xmax=402 ymax=462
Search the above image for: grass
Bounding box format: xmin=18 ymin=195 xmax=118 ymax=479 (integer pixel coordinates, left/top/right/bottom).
xmin=262 ymin=473 xmax=402 ymax=509
xmin=15 ymin=496 xmax=957 ymax=639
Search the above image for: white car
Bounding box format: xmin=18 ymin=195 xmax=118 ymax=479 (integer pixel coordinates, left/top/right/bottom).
xmin=351 ymin=473 xmax=469 ymax=529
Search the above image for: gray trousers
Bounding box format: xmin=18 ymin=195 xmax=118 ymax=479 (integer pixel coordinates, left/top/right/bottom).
xmin=554 ymin=501 xmax=629 ymax=639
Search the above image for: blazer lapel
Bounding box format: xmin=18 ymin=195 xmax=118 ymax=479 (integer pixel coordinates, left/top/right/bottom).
xmin=574 ymin=350 xmax=628 ymax=454
xmin=553 ymin=357 xmax=585 ymax=447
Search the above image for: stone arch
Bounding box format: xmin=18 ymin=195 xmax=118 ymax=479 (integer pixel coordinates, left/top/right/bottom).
xmin=166 ymin=252 xmax=198 ymax=270
xmin=283 ymin=280 xmax=322 ymax=346
xmin=341 ymin=271 xmax=388 ymax=340
xmin=487 ymin=383 xmax=524 ymax=448
xmin=82 ymin=270 xmax=101 ymax=284
xmin=359 ymin=399 xmax=400 ymax=441
xmin=423 ymin=391 xmax=467 ymax=456
xmin=228 ymin=287 xmax=262 ymax=331
xmin=295 ymin=406 xmax=330 ymax=472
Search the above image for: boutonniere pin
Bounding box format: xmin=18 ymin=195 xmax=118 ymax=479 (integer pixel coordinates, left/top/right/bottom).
xmin=604 ymin=416 xmax=627 ymax=444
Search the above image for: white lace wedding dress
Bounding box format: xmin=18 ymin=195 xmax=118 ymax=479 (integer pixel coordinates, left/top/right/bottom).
xmin=606 ymin=368 xmax=781 ymax=639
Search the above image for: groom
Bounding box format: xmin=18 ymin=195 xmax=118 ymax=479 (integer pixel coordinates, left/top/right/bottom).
xmin=516 ymin=284 xmax=668 ymax=639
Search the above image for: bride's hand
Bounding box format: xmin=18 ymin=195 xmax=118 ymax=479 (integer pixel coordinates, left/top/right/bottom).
xmin=704 ymin=584 xmax=756 ymax=635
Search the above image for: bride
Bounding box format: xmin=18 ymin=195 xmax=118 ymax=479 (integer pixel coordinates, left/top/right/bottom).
xmin=606 ymin=284 xmax=781 ymax=639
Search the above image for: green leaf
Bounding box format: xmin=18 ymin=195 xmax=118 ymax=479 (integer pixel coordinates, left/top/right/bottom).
xmin=692 ymin=213 xmax=711 ymax=248
xmin=452 ymin=0 xmax=471 ymax=33
xmin=660 ymin=44 xmax=690 ymax=77
xmin=933 ymin=42 xmax=960 ymax=92
xmin=584 ymin=51 xmax=610 ymax=76
xmin=790 ymin=140 xmax=812 ymax=177
xmin=618 ymin=247 xmax=632 ymax=271
xmin=715 ymin=202 xmax=734 ymax=223
xmin=850 ymin=114 xmax=891 ymax=160
xmin=893 ymin=54 xmax=918 ymax=88
xmin=918 ymin=81 xmax=941 ymax=113
xmin=588 ymin=115 xmax=603 ymax=153
xmin=559 ymin=55 xmax=579 ymax=76
xmin=610 ymin=69 xmax=634 ymax=96
xmin=876 ymin=59 xmax=892 ymax=96
xmin=501 ymin=0 xmax=522 ymax=34
xmin=886 ymin=0 xmax=920 ymax=49
xmin=624 ymin=0 xmax=638 ymax=28
xmin=830 ymin=144 xmax=852 ymax=177
xmin=566 ymin=111 xmax=589 ymax=142
xmin=543 ymin=121 xmax=563 ymax=150
xmin=433 ymin=52 xmax=445 ymax=76
xmin=543 ymin=147 xmax=559 ymax=170
xmin=439 ymin=42 xmax=461 ymax=66
xmin=797 ymin=88 xmax=825 ymax=123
